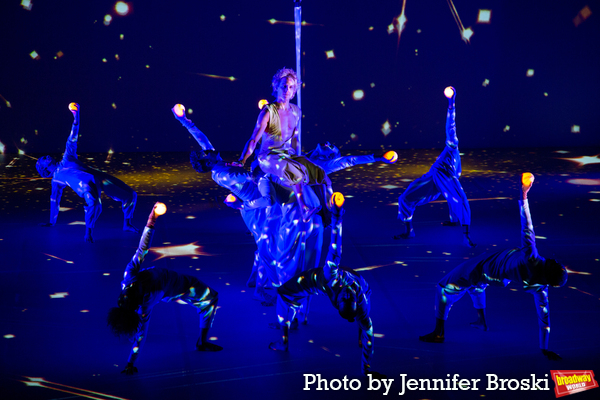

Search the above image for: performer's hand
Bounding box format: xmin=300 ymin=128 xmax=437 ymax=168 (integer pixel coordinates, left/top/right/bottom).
xmin=121 ymin=362 xmax=138 ymax=375
xmin=223 ymin=196 xmax=243 ymax=210
xmin=542 ymin=349 xmax=562 ymax=360
xmin=268 ymin=340 xmax=288 ymax=351
xmin=69 ymin=103 xmax=80 ymax=124
xmin=39 ymin=222 xmax=54 ymax=227
xmin=147 ymin=203 xmax=162 ymax=227
xmin=171 ymin=104 xmax=188 ymax=121
xmin=230 ymin=161 xmax=245 ymax=168
xmin=366 ymin=371 xmax=387 ymax=380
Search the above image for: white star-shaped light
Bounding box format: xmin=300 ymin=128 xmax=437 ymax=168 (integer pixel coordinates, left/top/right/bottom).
xmin=151 ymin=243 xmax=211 ymax=260
xmin=560 ymin=155 xmax=600 ymax=166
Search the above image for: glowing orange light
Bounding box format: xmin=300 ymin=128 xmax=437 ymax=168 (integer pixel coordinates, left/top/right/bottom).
xmin=68 ymin=103 xmax=79 ymax=112
xmin=154 ymin=202 xmax=167 ymax=215
xmin=383 ymin=151 xmax=398 ymax=163
xmin=225 ymin=194 xmax=237 ymax=203
xmin=444 ymin=87 xmax=455 ymax=98
xmin=331 ymin=192 xmax=345 ymax=208
xmin=522 ymin=172 xmax=534 ymax=187
xmin=173 ymin=104 xmax=185 ymax=117
xmin=258 ymin=99 xmax=269 ymax=109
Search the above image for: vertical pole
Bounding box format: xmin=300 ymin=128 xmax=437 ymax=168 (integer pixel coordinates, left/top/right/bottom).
xmin=294 ymin=1 xmax=302 ymax=154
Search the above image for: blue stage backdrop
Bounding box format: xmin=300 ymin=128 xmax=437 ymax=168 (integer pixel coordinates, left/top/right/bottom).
xmin=0 ymin=1 xmax=598 ymax=154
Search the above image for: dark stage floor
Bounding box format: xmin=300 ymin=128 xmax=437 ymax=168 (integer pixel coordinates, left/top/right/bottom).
xmin=1 ymin=148 xmax=600 ymax=400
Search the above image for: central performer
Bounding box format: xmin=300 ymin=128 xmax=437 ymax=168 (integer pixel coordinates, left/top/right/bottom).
xmin=237 ymin=68 xmax=332 ymax=222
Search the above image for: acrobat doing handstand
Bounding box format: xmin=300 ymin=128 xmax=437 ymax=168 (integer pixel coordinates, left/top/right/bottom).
xmin=36 ymin=103 xmax=138 ymax=242
xmin=394 ymin=87 xmax=475 ymax=247
xmin=107 ymin=203 xmax=221 ymax=375
xmin=419 ymin=174 xmax=568 ymax=360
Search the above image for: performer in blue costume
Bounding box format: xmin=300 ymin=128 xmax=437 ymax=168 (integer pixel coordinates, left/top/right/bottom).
xmin=107 ymin=203 xmax=221 ymax=375
xmin=394 ymin=87 xmax=475 ymax=247
xmin=419 ymin=177 xmax=568 ymax=360
xmin=269 ymin=193 xmax=384 ymax=378
xmin=36 ymin=103 xmax=138 ymax=243
xmin=307 ymin=142 xmax=395 ymax=175
xmin=172 ymin=104 xmax=288 ymax=305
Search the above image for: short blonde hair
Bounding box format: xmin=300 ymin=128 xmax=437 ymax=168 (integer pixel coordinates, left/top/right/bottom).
xmin=271 ymin=68 xmax=300 ymax=98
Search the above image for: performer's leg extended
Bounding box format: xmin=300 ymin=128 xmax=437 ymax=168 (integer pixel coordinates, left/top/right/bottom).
xmin=395 ymin=173 xmax=441 ymax=239
xmin=435 ymin=174 xmax=475 ymax=247
xmin=97 ymin=171 xmax=138 ymax=232
xmin=419 ymin=283 xmax=467 ymax=343
xmin=467 ymin=285 xmax=488 ymax=331
xmin=83 ymin=191 xmax=102 ymax=243
xmin=180 ymin=278 xmax=222 ymax=351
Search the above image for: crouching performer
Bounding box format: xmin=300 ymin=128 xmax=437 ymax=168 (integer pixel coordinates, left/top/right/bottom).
xmin=107 ymin=203 xmax=221 ymax=375
xmin=419 ymin=175 xmax=568 ymax=360
xmin=269 ymin=193 xmax=385 ymax=378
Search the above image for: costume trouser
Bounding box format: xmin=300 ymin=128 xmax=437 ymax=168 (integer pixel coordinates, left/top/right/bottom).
xmin=94 ymin=170 xmax=137 ymax=219
xmin=83 ymin=185 xmax=102 ymax=229
xmin=259 ymin=152 xmax=328 ymax=187
xmin=397 ymin=168 xmax=471 ymax=226
xmin=434 ymin=282 xmax=488 ymax=320
xmin=167 ymin=275 xmax=219 ymax=329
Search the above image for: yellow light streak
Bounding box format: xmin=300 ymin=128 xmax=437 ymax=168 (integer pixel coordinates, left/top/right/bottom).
xmin=21 ymin=376 xmax=129 ymax=400
xmin=194 ymin=73 xmax=236 ymax=81
xmin=43 ymin=253 xmax=74 ymax=264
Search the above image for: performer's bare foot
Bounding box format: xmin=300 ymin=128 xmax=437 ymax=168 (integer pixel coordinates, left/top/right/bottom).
xmin=470 ymin=309 xmax=487 ymax=330
xmin=268 ymin=340 xmax=288 ymax=351
xmin=84 ymin=228 xmax=94 ymax=243
xmin=196 ymin=341 xmax=223 ymax=352
xmin=542 ymin=349 xmax=562 ymax=360
xmin=470 ymin=319 xmax=488 ymax=331
xmin=290 ymin=318 xmax=299 ymax=330
xmin=393 ymin=231 xmax=415 ymax=239
xmin=123 ymin=219 xmax=139 ymax=233
xmin=419 ymin=331 xmax=445 ymax=343
xmin=463 ymin=234 xmax=477 ymax=248
xmin=442 ymin=220 xmax=459 ymax=226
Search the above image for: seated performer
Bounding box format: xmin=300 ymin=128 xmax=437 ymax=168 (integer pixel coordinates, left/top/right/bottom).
xmin=237 ymin=68 xmax=332 ymax=222
xmin=419 ymin=176 xmax=568 ymax=360
xmin=107 ymin=203 xmax=221 ymax=375
xmin=37 ymin=103 xmax=138 ymax=242
xmin=269 ymin=193 xmax=384 ymax=378
xmin=394 ymin=87 xmax=475 ymax=247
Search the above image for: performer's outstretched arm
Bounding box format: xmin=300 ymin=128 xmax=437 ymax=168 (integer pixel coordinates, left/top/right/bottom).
xmin=64 ymin=103 xmax=81 ymax=161
xmin=319 ymin=155 xmax=377 ymax=175
xmin=324 ymin=194 xmax=344 ymax=281
xmin=445 ymin=88 xmax=458 ymax=148
xmin=121 ymin=204 xmax=160 ymax=289
xmin=519 ymin=181 xmax=539 ymax=258
xmin=171 ymin=105 xmax=215 ymax=151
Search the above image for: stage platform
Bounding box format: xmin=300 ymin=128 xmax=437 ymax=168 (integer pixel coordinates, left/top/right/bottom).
xmin=1 ymin=147 xmax=599 ymax=400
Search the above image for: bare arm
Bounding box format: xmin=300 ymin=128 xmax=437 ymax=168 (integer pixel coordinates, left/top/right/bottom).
xmin=64 ymin=103 xmax=80 ymax=161
xmin=239 ymin=109 xmax=269 ymax=166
